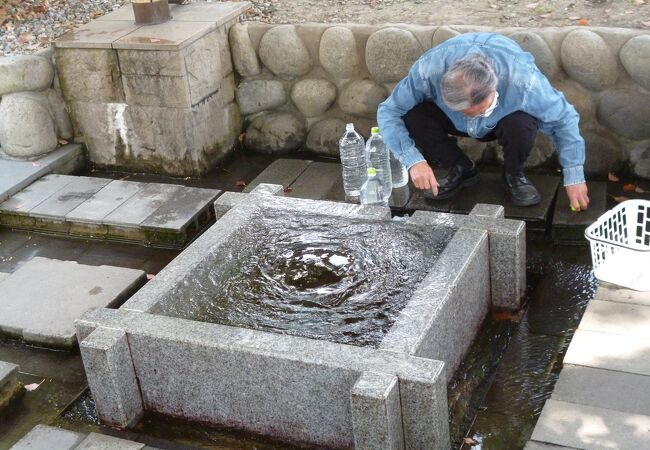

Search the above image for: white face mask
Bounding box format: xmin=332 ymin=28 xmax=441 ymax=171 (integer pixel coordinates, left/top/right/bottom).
xmin=478 ymin=91 xmax=499 ymax=118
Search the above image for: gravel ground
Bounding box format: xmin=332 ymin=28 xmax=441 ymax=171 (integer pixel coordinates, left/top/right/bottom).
xmin=1 ymin=0 xmax=649 ymax=56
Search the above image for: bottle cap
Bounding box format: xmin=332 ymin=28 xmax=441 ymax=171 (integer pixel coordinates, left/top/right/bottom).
xmin=346 ymin=123 xmax=354 ymax=131
xmin=367 ymin=167 xmax=377 ymax=176
xmin=371 ymin=126 xmax=380 ymax=135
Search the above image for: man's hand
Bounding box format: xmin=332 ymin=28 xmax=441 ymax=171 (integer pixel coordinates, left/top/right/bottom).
xmin=565 ymin=183 xmax=589 ymax=212
xmin=409 ymin=161 xmax=439 ymax=196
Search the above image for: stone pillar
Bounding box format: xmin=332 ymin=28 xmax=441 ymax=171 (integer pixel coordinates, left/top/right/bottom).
xmin=351 ymin=371 xmax=404 ymax=450
xmin=54 ymin=2 xmax=250 ymax=176
xmin=79 ymin=327 xmax=143 ymax=428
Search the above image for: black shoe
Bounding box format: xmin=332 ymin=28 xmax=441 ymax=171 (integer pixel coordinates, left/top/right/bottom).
xmin=424 ymin=162 xmax=479 ymax=201
xmin=502 ymin=172 xmax=542 ymax=207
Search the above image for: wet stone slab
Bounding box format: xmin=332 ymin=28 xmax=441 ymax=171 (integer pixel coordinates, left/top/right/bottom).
xmin=29 ymin=177 xmax=112 ymax=220
xmin=285 ymin=161 xmax=343 ymax=201
xmin=406 ymin=172 xmax=560 ymax=228
xmin=0 ymin=257 xmax=146 ymax=349
xmin=9 ymin=425 xmax=85 ymax=450
xmin=66 ymin=180 xmax=144 ymax=224
xmin=245 ymin=158 xmax=312 ymax=193
xmin=551 ymin=181 xmax=607 ymax=244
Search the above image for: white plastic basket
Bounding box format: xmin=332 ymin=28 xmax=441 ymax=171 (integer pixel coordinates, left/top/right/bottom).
xmin=585 ymin=199 xmax=650 ymax=291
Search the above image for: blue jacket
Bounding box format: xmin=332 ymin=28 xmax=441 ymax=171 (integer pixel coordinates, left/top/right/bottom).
xmin=377 ymin=32 xmax=585 ymax=186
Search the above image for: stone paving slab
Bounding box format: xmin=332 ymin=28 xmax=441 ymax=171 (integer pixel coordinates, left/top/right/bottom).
xmin=30 ymin=177 xmax=112 ymax=220
xmin=244 ymin=158 xmax=312 ymax=192
xmin=76 ymin=433 xmax=145 ymax=450
xmin=531 ymin=399 xmax=650 ymax=449
xmin=564 ymin=329 xmax=650 ymax=377
xmin=552 ymin=181 xmax=607 ymax=244
xmin=140 ymin=186 xmax=219 ymax=232
xmin=0 ymin=145 xmax=83 ymax=204
xmin=406 ymin=172 xmax=560 ymax=226
xmin=525 ymin=441 xmax=577 ymax=449
xmin=10 ymin=425 xmax=85 ymax=450
xmin=594 ymin=282 xmax=650 ymax=307
xmin=286 ymin=161 xmax=343 ymax=200
xmin=103 ymin=183 xmax=184 ymax=227
xmin=0 ymin=257 xmax=146 ymax=349
xmin=578 ymin=299 xmax=650 ymax=340
xmin=551 ymin=364 xmax=650 ymax=416
xmin=0 ymin=175 xmax=76 ymax=215
xmin=0 ymin=272 xmax=9 ymax=284
xmin=66 ymin=180 xmax=145 ymax=224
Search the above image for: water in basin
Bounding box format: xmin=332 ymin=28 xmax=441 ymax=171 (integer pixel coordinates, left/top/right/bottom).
xmin=156 ymin=210 xmax=454 ymax=347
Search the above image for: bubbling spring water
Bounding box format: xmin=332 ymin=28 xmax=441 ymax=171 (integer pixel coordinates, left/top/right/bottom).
xmin=157 ymin=210 xmax=454 ymax=347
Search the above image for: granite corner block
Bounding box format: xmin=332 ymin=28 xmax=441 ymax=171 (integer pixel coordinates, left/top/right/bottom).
xmin=79 ymin=326 xmax=143 ymax=428
xmin=351 ymin=371 xmax=404 ymax=450
xmin=470 ymin=203 xmax=505 ymax=219
xmin=398 ymin=363 xmax=449 ymax=450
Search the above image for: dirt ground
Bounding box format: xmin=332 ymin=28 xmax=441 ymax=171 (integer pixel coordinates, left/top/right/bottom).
xmin=247 ymin=0 xmax=650 ymax=29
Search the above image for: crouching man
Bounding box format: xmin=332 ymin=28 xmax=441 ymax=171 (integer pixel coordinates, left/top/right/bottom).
xmin=377 ymin=32 xmax=589 ymax=210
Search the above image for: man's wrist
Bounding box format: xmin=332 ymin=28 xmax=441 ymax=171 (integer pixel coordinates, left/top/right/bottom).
xmin=562 ymin=165 xmax=585 ymax=187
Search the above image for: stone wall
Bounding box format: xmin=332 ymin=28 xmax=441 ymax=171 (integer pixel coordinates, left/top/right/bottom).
xmin=230 ymin=24 xmax=650 ymax=180
xmin=0 ymin=49 xmax=73 ymax=160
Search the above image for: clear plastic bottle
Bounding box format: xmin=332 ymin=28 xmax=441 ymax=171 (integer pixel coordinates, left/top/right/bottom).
xmin=365 ymin=127 xmax=392 ymax=197
xmin=338 ymin=123 xmax=367 ymax=199
xmin=360 ymin=167 xmax=389 ymax=207
xmin=389 ymin=153 xmax=408 ymax=188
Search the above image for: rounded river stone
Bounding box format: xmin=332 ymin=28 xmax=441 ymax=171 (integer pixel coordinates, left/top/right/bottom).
xmin=338 ymin=79 xmax=387 ymax=118
xmin=431 ymin=26 xmax=460 ymax=47
xmin=229 ymin=23 xmax=261 ymax=78
xmin=597 ymin=88 xmax=650 ymax=140
xmin=291 ymin=79 xmax=337 ymax=118
xmin=0 ymin=91 xmax=58 ymax=159
xmin=319 ymin=26 xmax=360 ymax=79
xmin=0 ymin=55 xmax=54 ymax=95
xmin=259 ymin=25 xmax=313 ymax=79
xmin=560 ymin=29 xmax=618 ymax=91
xmin=509 ymin=31 xmax=559 ymax=80
xmin=620 ymin=35 xmax=650 ymax=91
xmin=582 ymin=128 xmax=625 ymax=176
xmin=236 ymin=80 xmax=286 ymax=115
xmin=366 ymin=27 xmax=423 ymax=83
xmin=632 ymin=147 xmax=650 ymax=180
xmin=553 ymin=79 xmax=596 ymax=121
xmin=306 ymin=118 xmax=347 ymax=156
xmin=245 ymin=112 xmax=306 ymax=154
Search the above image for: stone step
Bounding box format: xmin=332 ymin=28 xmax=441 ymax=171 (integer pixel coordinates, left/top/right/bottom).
xmin=531 ymin=399 xmax=650 ymax=449
xmin=0 ymin=360 xmax=20 ymax=408
xmin=9 ymin=425 xmax=156 ymax=450
xmin=563 ymin=329 xmax=650 ymax=377
xmin=244 ymin=158 xmax=312 ymax=192
xmin=578 ymin=299 xmax=650 ymax=340
xmin=551 ymin=181 xmax=607 ymax=244
xmin=0 ymin=175 xmax=220 ymax=248
xmin=0 ymin=257 xmax=146 ymax=349
xmin=406 ymin=171 xmax=560 ymax=230
xmin=551 ymin=364 xmax=650 ymax=416
xmin=0 ymin=145 xmax=83 ymax=204
xmin=594 ymin=282 xmax=650 ymax=307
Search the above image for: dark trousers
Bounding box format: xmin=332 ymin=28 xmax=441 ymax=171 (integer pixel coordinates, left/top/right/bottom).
xmin=403 ymin=102 xmax=538 ymax=175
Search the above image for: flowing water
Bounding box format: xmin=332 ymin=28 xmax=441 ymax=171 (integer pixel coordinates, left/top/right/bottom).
xmin=157 ymin=210 xmax=454 ymax=347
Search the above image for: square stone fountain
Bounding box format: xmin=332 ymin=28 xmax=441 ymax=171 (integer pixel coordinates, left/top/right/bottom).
xmin=76 ymin=185 xmax=525 ymax=450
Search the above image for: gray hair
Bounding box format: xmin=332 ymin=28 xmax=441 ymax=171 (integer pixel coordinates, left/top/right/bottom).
xmin=441 ymin=54 xmax=498 ymax=111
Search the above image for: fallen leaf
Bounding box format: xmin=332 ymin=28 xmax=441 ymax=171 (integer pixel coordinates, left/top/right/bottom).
xmin=643 ymin=20 xmax=650 ymax=27
xmin=24 ymin=380 xmax=45 ymax=391
xmin=146 ymin=273 xmax=155 ymax=280
xmin=577 ymin=18 xmax=589 ymax=26
xmin=608 ymin=171 xmax=620 ymax=182
xmin=58 ymin=139 xmax=68 ymax=145
xmin=283 ymin=186 xmax=293 ymax=193
xmin=633 ymin=0 xmax=645 ymax=5
xmin=238 ymin=132 xmax=246 ymax=144
xmin=623 ymin=183 xmax=637 ymax=192
xmin=569 ymin=16 xmax=580 ymax=20
xmin=463 ymin=437 xmax=477 ymax=445
xmin=613 ymin=195 xmax=629 ymax=203
xmin=525 ymin=2 xmax=539 ymax=8
xmin=235 ymin=180 xmax=247 ymax=188
xmin=539 ymin=12 xmax=552 ymax=18
xmin=31 ymin=162 xmax=41 ymax=167
xmin=636 ymin=186 xmax=647 ymax=193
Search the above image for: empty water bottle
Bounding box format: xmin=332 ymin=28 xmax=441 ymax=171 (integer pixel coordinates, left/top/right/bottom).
xmin=339 ymin=123 xmax=367 ymax=199
xmin=365 ymin=127 xmax=392 ymax=197
xmin=389 ymin=153 xmax=409 ymax=188
xmin=360 ymin=167 xmax=389 ymax=207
